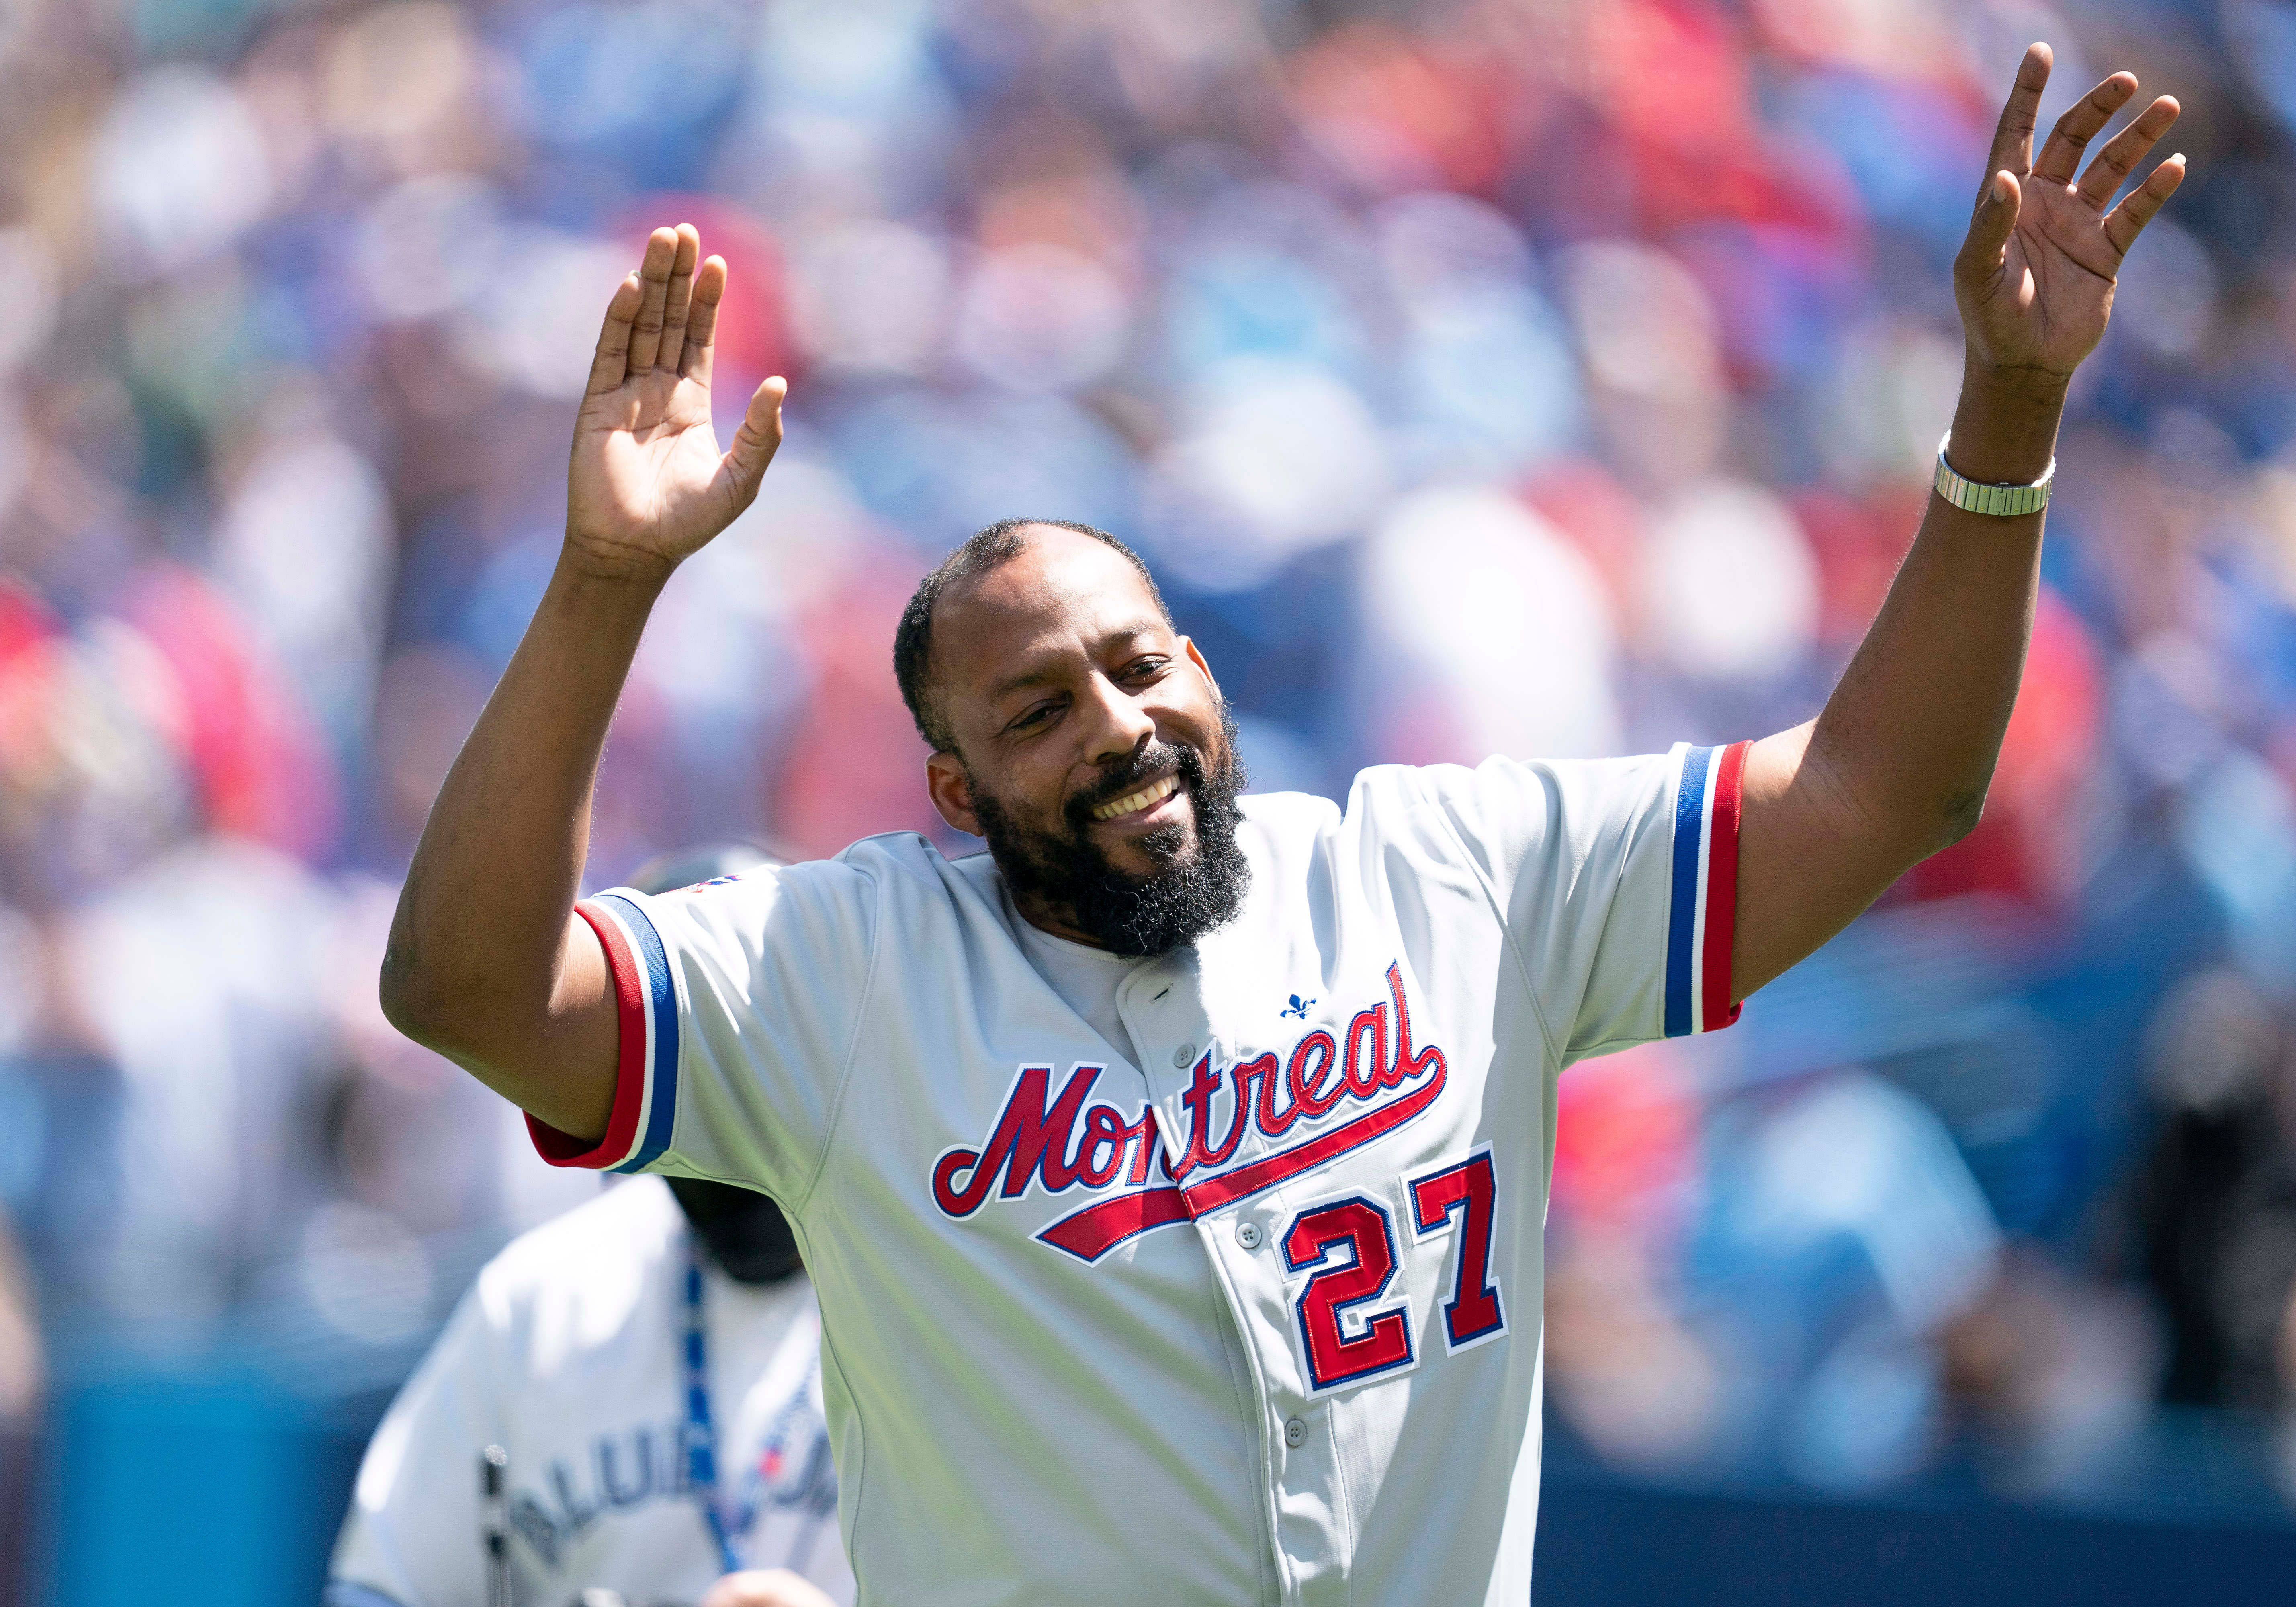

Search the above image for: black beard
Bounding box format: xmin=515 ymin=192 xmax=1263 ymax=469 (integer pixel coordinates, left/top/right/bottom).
xmin=971 ymin=712 xmax=1250 ymax=959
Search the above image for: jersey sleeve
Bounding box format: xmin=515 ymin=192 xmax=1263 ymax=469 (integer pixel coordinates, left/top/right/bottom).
xmin=524 ymin=858 xmax=879 ymax=1202
xmin=1410 ymin=740 xmax=1748 ymax=1064
xmin=327 ymin=1288 xmax=504 ymax=1607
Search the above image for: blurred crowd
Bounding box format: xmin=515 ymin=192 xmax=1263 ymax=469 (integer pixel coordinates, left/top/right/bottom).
xmin=6 ymin=0 xmax=2296 ymax=1543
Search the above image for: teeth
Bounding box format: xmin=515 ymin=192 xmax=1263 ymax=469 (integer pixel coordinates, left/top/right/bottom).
xmin=1091 ymin=774 xmax=1179 ymax=821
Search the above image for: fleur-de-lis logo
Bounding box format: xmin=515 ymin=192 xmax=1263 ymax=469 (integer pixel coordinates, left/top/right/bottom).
xmin=1280 ymin=994 xmax=1315 ymax=1020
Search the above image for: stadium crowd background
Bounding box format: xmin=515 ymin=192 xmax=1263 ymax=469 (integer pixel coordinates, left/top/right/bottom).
xmin=5 ymin=0 xmax=2296 ymax=1597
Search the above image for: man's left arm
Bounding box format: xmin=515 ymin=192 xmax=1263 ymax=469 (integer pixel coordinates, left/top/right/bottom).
xmin=1732 ymin=43 xmax=2185 ymax=1001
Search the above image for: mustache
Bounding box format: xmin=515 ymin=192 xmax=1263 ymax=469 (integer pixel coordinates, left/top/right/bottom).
xmin=968 ymin=700 xmax=1250 ymax=958
xmin=1064 ymin=741 xmax=1206 ymax=829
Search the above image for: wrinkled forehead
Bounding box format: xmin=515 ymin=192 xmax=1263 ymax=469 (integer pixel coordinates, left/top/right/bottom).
xmin=931 ymin=527 xmax=1169 ymax=698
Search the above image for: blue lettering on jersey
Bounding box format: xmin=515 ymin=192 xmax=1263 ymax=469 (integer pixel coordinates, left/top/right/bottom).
xmin=509 ymin=1409 xmax=840 ymax=1574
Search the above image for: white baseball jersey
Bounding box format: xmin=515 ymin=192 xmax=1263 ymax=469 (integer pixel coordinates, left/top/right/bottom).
xmin=326 ymin=1177 xmax=855 ymax=1607
xmin=529 ymin=743 xmax=1748 ymax=1605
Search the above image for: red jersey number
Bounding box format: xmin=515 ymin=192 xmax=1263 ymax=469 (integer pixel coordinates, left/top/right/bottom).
xmin=1281 ymin=1196 xmax=1415 ymax=1393
xmin=1406 ymin=1149 xmax=1507 ymax=1353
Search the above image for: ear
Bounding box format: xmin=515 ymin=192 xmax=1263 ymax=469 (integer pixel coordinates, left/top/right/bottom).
xmin=1180 ymin=635 xmax=1220 ymax=701
xmin=925 ymin=751 xmax=980 ymax=836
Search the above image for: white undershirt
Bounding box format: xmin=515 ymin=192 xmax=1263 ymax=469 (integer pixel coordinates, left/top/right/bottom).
xmin=1008 ymin=898 xmax=1148 ymax=1070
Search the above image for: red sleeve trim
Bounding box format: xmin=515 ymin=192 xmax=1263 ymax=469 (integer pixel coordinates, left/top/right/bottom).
xmin=1698 ymin=739 xmax=1748 ymax=1033
xmin=525 ymin=901 xmax=650 ymax=1169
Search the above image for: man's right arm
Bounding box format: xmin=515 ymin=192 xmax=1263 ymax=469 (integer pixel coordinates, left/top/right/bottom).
xmin=380 ymin=223 xmax=786 ymax=1141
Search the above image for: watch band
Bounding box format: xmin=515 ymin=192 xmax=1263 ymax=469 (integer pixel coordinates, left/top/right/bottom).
xmin=1934 ymin=431 xmax=2054 ymax=517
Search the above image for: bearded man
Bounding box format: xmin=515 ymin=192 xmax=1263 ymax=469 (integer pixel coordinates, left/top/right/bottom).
xmin=383 ymin=46 xmax=2184 ymax=1606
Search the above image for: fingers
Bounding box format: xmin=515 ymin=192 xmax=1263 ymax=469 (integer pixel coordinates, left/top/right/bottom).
xmin=681 ymin=255 xmax=729 ymax=386
xmin=625 ymin=227 xmax=680 ymax=374
xmin=1982 ymin=43 xmax=2052 ymax=196
xmin=1959 ymin=170 xmax=2022 ymax=280
xmin=2033 ymin=70 xmax=2138 ymax=184
xmin=584 ymin=273 xmax=643 ymax=397
xmin=719 ymin=376 xmax=788 ymax=507
xmin=2104 ymin=153 xmax=2188 ymax=258
xmin=2078 ymin=95 xmax=2180 ymax=209
xmin=656 ymin=224 xmax=701 ymax=374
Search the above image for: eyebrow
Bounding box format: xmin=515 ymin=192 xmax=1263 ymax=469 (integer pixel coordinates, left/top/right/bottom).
xmin=986 ymin=663 xmax=1063 ymax=703
xmin=982 ymin=622 xmax=1168 ymax=705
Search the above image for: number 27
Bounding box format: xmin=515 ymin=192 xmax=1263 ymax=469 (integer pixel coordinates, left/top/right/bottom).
xmin=1280 ymin=1149 xmax=1508 ymax=1394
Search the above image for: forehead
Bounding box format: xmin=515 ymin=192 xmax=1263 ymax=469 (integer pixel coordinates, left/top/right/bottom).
xmin=931 ymin=528 xmax=1166 ymax=692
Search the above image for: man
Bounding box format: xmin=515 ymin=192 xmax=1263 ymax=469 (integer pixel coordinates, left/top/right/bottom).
xmin=334 ymin=853 xmax=849 ymax=1607
xmin=380 ymin=47 xmax=2184 ymax=1604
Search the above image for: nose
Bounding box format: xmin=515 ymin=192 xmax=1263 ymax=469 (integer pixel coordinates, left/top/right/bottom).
xmin=1080 ymin=670 xmax=1156 ymax=768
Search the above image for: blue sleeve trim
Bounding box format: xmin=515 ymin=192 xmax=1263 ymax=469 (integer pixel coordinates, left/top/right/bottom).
xmin=595 ymin=891 xmax=681 ymax=1173
xmin=1663 ymin=745 xmax=1714 ymax=1039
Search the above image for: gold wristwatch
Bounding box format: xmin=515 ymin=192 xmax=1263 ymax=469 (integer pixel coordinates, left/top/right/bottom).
xmin=1934 ymin=431 xmax=2054 ymax=517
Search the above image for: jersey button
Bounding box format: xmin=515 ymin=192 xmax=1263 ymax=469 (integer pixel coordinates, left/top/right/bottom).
xmin=1284 ymin=1417 xmax=1308 ymax=1449
xmin=1173 ymin=1043 xmax=1197 ymax=1068
xmin=1235 ymin=1221 xmax=1263 ymax=1250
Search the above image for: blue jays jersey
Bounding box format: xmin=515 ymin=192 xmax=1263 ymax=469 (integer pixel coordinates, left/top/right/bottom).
xmin=529 ymin=744 xmax=1747 ymax=1606
xmin=326 ymin=1178 xmax=853 ymax=1607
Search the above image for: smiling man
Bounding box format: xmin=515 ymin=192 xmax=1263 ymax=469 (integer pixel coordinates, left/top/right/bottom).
xmin=897 ymin=516 xmax=1252 ymax=963
xmin=383 ymin=46 xmax=2185 ymax=1606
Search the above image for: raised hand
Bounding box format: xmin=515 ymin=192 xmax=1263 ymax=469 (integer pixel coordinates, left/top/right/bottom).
xmin=1956 ymin=43 xmax=2186 ymax=385
xmin=566 ymin=224 xmax=787 ymax=584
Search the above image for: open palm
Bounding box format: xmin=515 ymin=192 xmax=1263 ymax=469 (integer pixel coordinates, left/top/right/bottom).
xmin=566 ymin=224 xmax=786 ymax=583
xmin=1956 ymin=45 xmax=2186 ymax=381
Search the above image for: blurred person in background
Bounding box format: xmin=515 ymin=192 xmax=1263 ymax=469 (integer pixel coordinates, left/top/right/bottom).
xmin=1545 ymin=1030 xmax=2160 ymax=1497
xmin=377 ymin=42 xmax=2194 ymax=1602
xmin=1939 ymin=1242 xmax=2157 ymax=1494
xmin=1549 ymin=1056 xmax=2007 ymax=1490
xmin=328 ymin=845 xmax=847 ymax=1607
xmin=2120 ymin=968 xmax=2296 ymax=1412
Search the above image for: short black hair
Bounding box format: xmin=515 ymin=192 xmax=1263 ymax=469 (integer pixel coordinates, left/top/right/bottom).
xmin=893 ymin=517 xmax=1171 ymax=754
